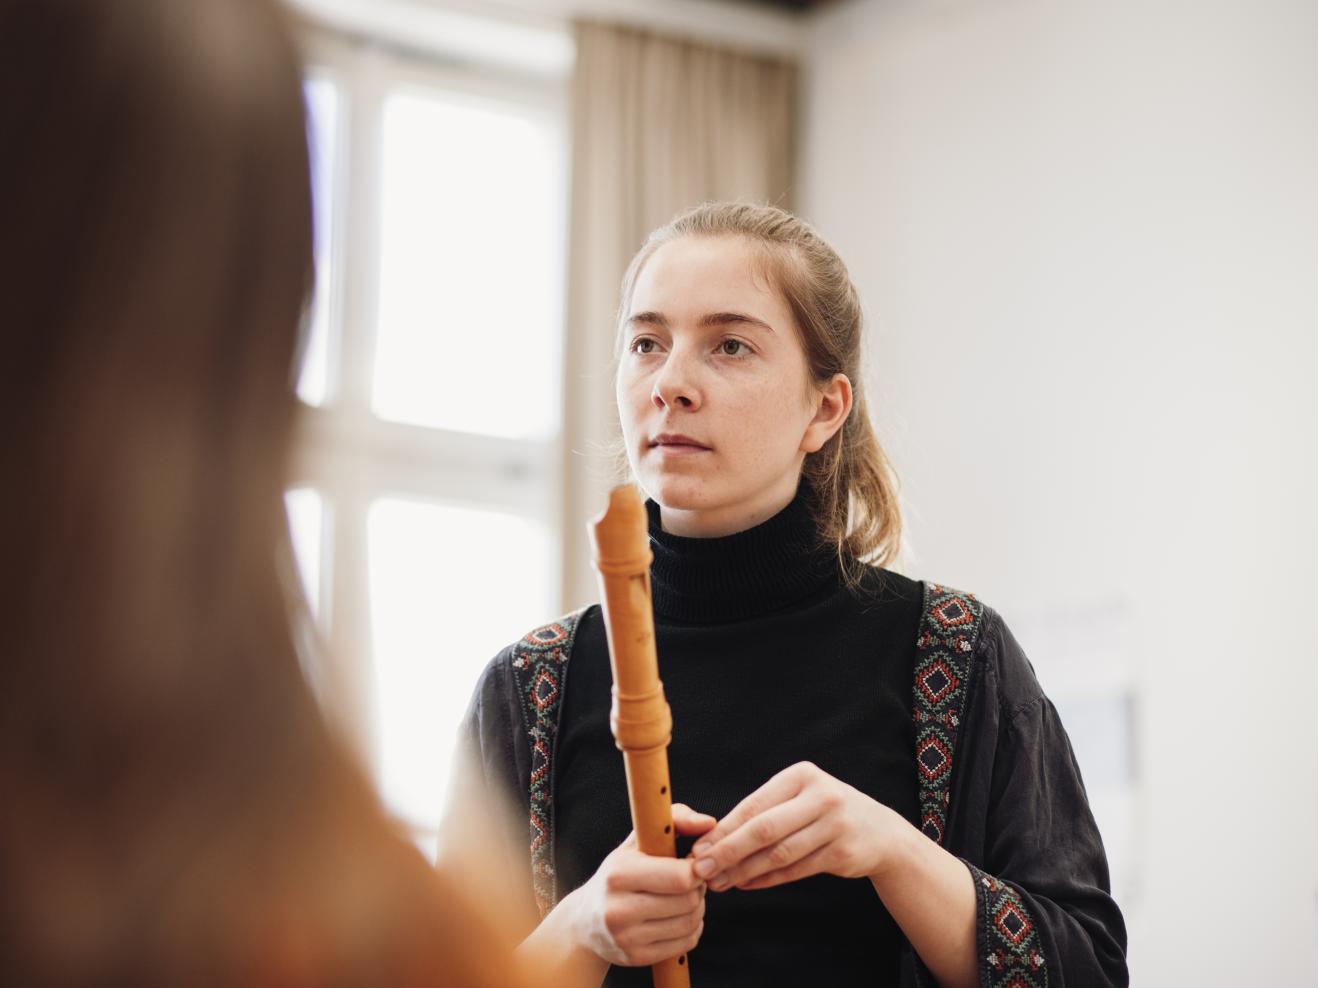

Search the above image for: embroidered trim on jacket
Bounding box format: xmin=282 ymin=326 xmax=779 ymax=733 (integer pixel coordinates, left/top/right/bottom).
xmin=968 ymin=863 xmax=1051 ymax=988
xmin=510 ymin=611 xmax=582 ymax=918
xmin=911 ymin=584 xmax=1052 ymax=987
xmin=912 ymin=582 xmax=985 ymax=845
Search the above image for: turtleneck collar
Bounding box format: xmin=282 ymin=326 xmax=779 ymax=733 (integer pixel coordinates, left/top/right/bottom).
xmin=646 ymin=484 xmax=839 ymax=626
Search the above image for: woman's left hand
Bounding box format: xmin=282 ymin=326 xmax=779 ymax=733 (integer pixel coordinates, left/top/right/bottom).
xmin=689 ymin=761 xmax=909 ymax=892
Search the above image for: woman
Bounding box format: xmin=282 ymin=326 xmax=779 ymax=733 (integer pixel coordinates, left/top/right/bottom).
xmin=0 ymin=1 xmax=523 ymax=985
xmin=458 ymin=203 xmax=1128 ymax=987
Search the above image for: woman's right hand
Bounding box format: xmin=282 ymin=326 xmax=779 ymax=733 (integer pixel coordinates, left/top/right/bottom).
xmin=566 ymin=803 xmax=715 ymax=967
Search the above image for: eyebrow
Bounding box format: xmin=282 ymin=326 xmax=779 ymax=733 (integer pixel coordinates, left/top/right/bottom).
xmin=626 ymin=311 xmax=776 ymax=334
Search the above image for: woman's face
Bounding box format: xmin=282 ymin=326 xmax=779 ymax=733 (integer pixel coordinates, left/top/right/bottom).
xmin=617 ymin=235 xmax=846 ymax=538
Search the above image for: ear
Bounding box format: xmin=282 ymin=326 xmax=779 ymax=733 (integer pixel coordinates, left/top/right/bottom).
xmin=800 ymin=373 xmax=853 ymax=453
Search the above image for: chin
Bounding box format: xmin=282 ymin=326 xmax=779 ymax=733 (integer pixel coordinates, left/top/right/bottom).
xmin=638 ymin=472 xmax=717 ymax=512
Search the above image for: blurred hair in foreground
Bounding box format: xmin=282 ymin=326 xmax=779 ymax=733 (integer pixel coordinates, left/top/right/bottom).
xmin=0 ymin=0 xmax=526 ymax=984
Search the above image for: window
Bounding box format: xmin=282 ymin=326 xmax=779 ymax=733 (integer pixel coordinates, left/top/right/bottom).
xmin=368 ymin=498 xmax=555 ymax=836
xmin=290 ymin=29 xmax=569 ymax=855
xmin=372 ymin=88 xmax=563 ymax=437
xmin=300 ymin=73 xmax=339 ymax=407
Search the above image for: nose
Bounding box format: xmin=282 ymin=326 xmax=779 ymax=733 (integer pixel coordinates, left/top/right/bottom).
xmin=651 ymin=348 xmax=701 ymax=412
xmin=648 ymin=350 xmax=701 ymax=411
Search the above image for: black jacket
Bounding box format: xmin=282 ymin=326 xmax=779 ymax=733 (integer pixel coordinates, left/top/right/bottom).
xmin=459 ymin=582 xmax=1128 ymax=987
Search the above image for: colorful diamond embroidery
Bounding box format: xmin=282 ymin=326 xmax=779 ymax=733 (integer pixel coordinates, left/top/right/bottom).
xmin=995 ymin=901 xmax=1033 ymax=945
xmin=531 ymin=667 xmax=559 ymax=711
xmin=912 ymin=583 xmax=983 ymax=848
xmin=970 ymin=862 xmax=1050 ymax=988
xmin=526 ymin=623 xmax=569 ymax=647
xmin=511 ymin=611 xmax=583 ymax=918
xmin=530 ymin=737 xmax=550 ymax=785
xmin=916 ymin=736 xmax=952 ymax=780
xmin=921 ymin=811 xmax=944 ymax=843
xmin=917 ymin=659 xmax=960 ymax=705
xmin=932 ymin=596 xmax=975 ymax=629
xmin=529 ymin=810 xmax=547 ymax=853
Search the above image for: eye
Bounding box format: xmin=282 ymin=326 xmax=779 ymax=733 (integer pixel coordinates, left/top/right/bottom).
xmin=630 ymin=337 xmax=659 ymax=355
xmin=718 ymin=338 xmax=750 ymax=357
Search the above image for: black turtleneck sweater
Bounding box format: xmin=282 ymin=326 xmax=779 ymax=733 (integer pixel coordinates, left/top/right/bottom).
xmin=554 ymin=488 xmax=923 ymax=987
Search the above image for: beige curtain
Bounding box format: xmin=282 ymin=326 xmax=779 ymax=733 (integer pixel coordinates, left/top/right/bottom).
xmin=559 ymin=21 xmax=799 ymax=608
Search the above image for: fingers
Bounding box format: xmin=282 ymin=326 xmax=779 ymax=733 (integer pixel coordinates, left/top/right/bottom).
xmin=605 ymin=847 xmax=704 ymax=895
xmin=581 ymin=823 xmax=711 ymax=968
xmin=589 ymin=876 xmax=705 ymax=967
xmin=671 ymin=801 xmax=718 ymax=837
xmin=706 ymin=818 xmax=835 ymax=890
xmin=600 ymin=889 xmax=703 ymax=939
xmin=633 ymin=897 xmax=706 ymax=940
xmin=685 ymin=763 xmax=891 ymax=892
xmin=692 ymin=762 xmax=814 ymax=854
xmin=610 ymin=894 xmax=704 ymax=967
xmin=621 ymin=926 xmax=704 ymax=968
xmin=614 ymin=886 xmax=705 ymax=922
xmin=692 ymin=793 xmax=821 ymax=881
xmin=737 ymin=843 xmax=834 ymax=891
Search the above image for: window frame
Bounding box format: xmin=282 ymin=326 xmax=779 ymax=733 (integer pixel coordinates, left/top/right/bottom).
xmin=291 ymin=26 xmax=571 ymax=805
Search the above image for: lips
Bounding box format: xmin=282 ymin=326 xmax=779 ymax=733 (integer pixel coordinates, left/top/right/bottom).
xmin=649 ymin=433 xmax=711 ymax=451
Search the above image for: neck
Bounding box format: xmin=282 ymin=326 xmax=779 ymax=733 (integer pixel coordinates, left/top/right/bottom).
xmin=656 ymin=476 xmax=800 ymax=539
xmin=645 ymin=481 xmax=839 ymax=625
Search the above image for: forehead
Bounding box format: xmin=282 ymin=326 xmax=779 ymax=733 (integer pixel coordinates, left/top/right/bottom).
xmin=628 ymin=235 xmax=789 ymax=325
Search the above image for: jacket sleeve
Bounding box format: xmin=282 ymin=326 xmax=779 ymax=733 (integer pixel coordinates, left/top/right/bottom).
xmin=964 ymin=620 xmax=1128 ymax=987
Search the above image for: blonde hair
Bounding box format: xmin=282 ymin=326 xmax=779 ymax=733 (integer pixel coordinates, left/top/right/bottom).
xmin=618 ymin=202 xmax=903 ymax=584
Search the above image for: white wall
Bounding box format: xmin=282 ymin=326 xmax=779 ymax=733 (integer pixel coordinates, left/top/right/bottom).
xmin=801 ymin=0 xmax=1318 ymax=982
